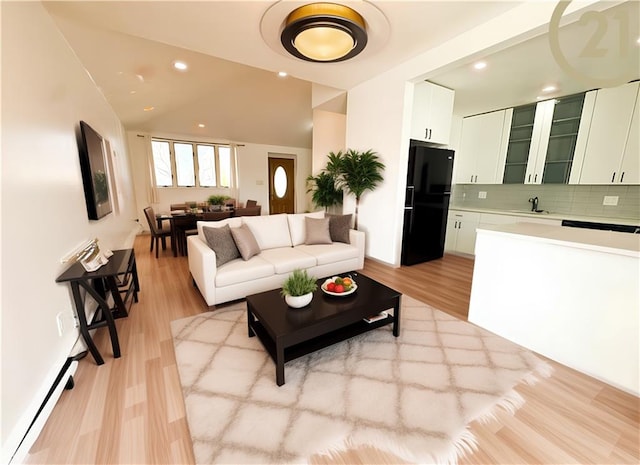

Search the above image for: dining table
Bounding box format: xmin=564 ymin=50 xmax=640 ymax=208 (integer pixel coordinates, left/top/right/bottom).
xmin=156 ymin=209 xmax=235 ymax=257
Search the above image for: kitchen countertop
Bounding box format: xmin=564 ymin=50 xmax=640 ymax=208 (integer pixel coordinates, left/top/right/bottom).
xmin=476 ymin=222 xmax=640 ymax=257
xmin=449 ymin=206 xmax=640 ymax=226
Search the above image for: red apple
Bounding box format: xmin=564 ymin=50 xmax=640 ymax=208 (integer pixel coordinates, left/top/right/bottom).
xmin=334 ymin=284 xmax=345 ymax=293
xmin=327 ymin=282 xmax=336 ymax=292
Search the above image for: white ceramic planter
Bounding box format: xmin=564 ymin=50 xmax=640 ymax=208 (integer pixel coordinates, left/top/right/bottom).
xmin=285 ymin=293 xmax=313 ymax=308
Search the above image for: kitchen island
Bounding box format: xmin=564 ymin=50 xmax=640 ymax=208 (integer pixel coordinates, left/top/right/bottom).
xmin=468 ymin=222 xmax=640 ymax=395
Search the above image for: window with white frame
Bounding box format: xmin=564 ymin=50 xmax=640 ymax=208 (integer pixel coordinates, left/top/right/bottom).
xmin=151 ymin=138 xmax=234 ymax=188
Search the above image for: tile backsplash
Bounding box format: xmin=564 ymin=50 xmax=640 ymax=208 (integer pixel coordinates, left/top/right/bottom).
xmin=451 ymin=184 xmax=640 ymax=220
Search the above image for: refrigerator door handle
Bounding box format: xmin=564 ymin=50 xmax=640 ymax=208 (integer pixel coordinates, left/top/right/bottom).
xmin=406 ymin=186 xmax=415 ymax=207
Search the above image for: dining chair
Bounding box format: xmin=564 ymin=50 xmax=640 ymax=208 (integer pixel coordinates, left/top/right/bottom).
xmin=245 ymin=199 xmax=258 ymax=207
xmin=143 ymin=206 xmax=172 ymax=258
xmin=170 ymin=203 xmax=187 ymax=211
xmin=233 ymin=206 xmax=261 ymax=217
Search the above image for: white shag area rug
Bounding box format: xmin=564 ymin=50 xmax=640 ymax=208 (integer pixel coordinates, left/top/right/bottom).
xmin=171 ymin=296 xmax=551 ymax=465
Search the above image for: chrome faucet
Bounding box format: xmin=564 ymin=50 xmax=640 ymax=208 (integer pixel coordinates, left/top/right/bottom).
xmin=529 ymin=196 xmax=539 ymax=212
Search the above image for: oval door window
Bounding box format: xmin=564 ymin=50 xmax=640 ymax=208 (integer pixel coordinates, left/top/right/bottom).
xmin=274 ymin=166 xmax=287 ymax=198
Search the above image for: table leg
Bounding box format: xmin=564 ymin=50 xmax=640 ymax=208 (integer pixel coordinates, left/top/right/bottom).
xmin=171 ymin=221 xmax=178 ymax=257
xmin=106 ymin=276 xmax=128 ymax=319
xmin=247 ymin=306 xmax=255 ymax=337
xmin=71 ymin=282 xmax=104 ymax=365
xmin=393 ymin=295 xmax=401 ymax=337
xmin=276 ymin=339 xmax=285 ymax=386
xmin=130 ymin=251 xmax=140 ymax=302
xmin=82 ymin=280 xmax=121 ymax=359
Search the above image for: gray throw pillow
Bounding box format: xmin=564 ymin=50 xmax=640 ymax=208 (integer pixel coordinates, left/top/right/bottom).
xmin=327 ymin=214 xmax=352 ymax=243
xmin=304 ymin=217 xmax=332 ymax=245
xmin=202 ymin=225 xmax=240 ymax=267
xmin=230 ymin=224 xmax=261 ymax=260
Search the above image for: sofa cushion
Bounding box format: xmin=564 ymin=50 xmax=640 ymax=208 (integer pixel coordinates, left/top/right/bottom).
xmin=305 ymin=217 xmax=332 ymax=245
xmin=215 ymin=256 xmax=274 ymax=287
xmin=197 ymin=218 xmax=242 ymax=242
xmin=242 ymin=214 xmax=292 ymax=250
xmin=259 ymin=247 xmax=317 ymax=274
xmin=287 ymin=211 xmax=325 ymax=246
xmin=296 ymin=243 xmax=359 ymax=265
xmin=202 ymin=224 xmax=240 ymax=267
xmin=230 ymin=224 xmax=261 ymax=261
xmin=327 ymin=214 xmax=352 ymax=244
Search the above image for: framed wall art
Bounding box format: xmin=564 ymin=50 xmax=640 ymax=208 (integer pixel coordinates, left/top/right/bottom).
xmin=78 ymin=121 xmax=112 ymax=220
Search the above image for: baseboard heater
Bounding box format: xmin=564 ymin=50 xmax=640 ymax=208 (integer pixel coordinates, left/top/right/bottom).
xmin=9 ymin=355 xmax=81 ymax=464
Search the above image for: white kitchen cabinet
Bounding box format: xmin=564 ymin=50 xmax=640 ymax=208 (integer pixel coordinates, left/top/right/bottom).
xmin=446 ymin=209 xmax=563 ymax=256
xmin=455 ymin=110 xmax=511 ymax=184
xmin=479 ymin=212 xmax=561 ymax=228
xmin=410 ymin=81 xmax=454 ymax=145
xmin=576 ymin=81 xmax=640 ymax=184
xmin=445 ymin=210 xmax=480 ymax=255
xmin=619 ymin=86 xmax=640 ymax=184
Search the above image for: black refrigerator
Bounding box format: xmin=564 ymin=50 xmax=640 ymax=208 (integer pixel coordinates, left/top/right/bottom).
xmin=401 ymin=140 xmax=454 ymax=265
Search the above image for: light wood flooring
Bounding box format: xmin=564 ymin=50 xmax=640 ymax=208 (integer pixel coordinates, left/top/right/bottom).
xmin=26 ymin=235 xmax=639 ymax=464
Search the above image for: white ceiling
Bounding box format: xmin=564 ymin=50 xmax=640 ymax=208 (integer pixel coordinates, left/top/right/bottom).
xmin=43 ymin=1 xmax=639 ymax=148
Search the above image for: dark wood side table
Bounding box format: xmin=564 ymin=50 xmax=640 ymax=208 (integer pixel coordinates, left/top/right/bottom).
xmin=56 ymin=249 xmax=139 ymax=365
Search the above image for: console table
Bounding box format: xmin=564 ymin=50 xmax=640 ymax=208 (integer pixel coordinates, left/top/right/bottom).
xmin=56 ymin=249 xmax=139 ymax=365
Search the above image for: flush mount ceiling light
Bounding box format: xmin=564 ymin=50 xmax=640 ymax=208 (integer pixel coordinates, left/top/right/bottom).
xmin=280 ymin=3 xmax=367 ymax=62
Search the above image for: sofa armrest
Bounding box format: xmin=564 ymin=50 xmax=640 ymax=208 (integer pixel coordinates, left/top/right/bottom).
xmin=349 ymin=229 xmax=365 ymax=270
xmin=187 ymin=235 xmax=217 ymax=306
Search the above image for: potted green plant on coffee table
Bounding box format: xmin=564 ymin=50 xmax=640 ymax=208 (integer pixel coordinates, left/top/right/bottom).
xmin=281 ymin=269 xmax=317 ymax=308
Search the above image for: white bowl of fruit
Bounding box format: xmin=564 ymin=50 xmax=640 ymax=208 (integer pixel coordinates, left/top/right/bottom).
xmin=321 ymin=276 xmax=357 ymax=296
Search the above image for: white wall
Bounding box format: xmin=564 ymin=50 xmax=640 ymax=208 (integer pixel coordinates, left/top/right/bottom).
xmin=1 ymin=3 xmax=138 ymax=461
xmin=127 ymin=131 xmax=313 ymax=224
xmin=345 ymin=2 xmax=591 ymax=266
xmin=312 ymin=109 xmax=346 ymax=174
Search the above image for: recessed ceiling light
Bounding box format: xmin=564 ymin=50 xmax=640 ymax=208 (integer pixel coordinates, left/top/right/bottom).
xmin=278 ymin=71 xmax=288 ymax=77
xmin=542 ymin=85 xmax=556 ymax=93
xmin=143 ymin=106 xmax=155 ymax=112
xmin=130 ymin=90 xmax=137 ymax=94
xmin=173 ymin=61 xmax=188 ymax=71
xmin=473 ymin=61 xmax=487 ymax=70
xmin=198 ymin=123 xmax=205 ymax=128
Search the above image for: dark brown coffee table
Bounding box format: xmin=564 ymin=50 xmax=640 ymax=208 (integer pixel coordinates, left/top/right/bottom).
xmin=246 ymin=272 xmax=401 ymax=385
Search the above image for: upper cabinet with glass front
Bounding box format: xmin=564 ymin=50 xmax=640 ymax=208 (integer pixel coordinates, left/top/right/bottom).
xmin=572 ymin=81 xmax=640 ymax=185
xmin=410 ymin=81 xmax=455 ymax=145
xmin=501 ymin=92 xmax=591 ymax=184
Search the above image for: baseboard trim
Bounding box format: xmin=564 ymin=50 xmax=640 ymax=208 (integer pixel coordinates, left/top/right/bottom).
xmin=7 ymin=357 xmax=79 ymax=464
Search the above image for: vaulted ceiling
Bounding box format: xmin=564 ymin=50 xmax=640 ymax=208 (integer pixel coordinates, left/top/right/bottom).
xmin=43 ymin=1 xmax=638 ymax=148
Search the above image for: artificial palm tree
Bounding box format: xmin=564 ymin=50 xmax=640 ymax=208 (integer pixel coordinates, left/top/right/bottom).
xmin=306 ymin=171 xmax=343 ymax=211
xmin=326 ymin=149 xmax=385 ymax=229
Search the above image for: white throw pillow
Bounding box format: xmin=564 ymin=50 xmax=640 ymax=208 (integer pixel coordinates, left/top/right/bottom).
xmin=287 ymin=211 xmax=325 ymax=246
xmin=242 ymin=214 xmax=292 ymax=250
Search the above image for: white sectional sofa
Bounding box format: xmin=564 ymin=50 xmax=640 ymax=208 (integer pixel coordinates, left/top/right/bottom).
xmin=187 ymin=211 xmax=365 ymax=306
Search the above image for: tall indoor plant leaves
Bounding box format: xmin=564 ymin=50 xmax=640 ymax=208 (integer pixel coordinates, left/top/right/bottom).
xmin=306 ymin=171 xmax=343 ymax=211
xmin=326 ymin=149 xmax=385 ymax=230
